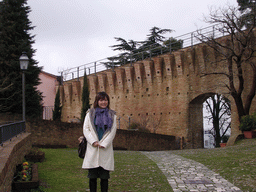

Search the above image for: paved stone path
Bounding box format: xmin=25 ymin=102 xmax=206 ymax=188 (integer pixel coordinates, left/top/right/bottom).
xmin=142 ymin=151 xmax=242 ymax=192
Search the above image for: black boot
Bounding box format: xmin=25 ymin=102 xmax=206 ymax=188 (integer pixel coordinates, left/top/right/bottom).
xmin=89 ymin=178 xmax=97 ymax=192
xmin=100 ymin=179 xmax=108 ymax=192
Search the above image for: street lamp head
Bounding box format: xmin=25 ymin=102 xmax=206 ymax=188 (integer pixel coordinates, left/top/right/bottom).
xmin=19 ymin=52 xmax=29 ymax=71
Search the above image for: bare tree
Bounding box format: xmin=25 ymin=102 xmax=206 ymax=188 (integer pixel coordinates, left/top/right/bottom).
xmin=138 ymin=114 xmax=162 ymax=133
xmin=150 ymin=115 xmax=162 ymax=133
xmin=127 ymin=114 xmax=162 ymax=133
xmin=197 ymin=5 xmax=256 ymax=121
xmin=204 ymin=94 xmax=231 ymax=147
xmin=138 ymin=114 xmax=150 ymax=131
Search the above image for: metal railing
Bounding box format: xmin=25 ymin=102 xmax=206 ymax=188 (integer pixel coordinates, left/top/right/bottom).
xmin=59 ymin=24 xmax=227 ymax=82
xmin=0 ymin=121 xmax=26 ymax=146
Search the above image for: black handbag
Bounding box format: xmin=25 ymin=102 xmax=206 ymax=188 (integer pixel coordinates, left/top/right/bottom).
xmin=78 ymin=136 xmax=87 ymax=159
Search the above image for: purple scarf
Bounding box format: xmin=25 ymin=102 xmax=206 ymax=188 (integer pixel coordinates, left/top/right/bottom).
xmin=95 ymin=108 xmax=113 ymax=132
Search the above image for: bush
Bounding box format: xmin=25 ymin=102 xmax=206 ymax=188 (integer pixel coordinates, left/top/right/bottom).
xmin=239 ymin=113 xmax=256 ymax=131
xmin=128 ymin=122 xmax=140 ymax=130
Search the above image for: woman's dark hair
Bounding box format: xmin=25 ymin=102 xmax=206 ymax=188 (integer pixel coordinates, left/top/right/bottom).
xmin=93 ymin=92 xmax=110 ymax=109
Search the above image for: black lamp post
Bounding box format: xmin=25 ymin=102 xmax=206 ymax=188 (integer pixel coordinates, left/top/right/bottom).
xmin=19 ymin=52 xmax=29 ymax=121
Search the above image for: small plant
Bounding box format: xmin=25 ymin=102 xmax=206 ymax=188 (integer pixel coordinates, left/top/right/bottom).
xmin=128 ymin=122 xmax=140 ymax=130
xmin=239 ymin=113 xmax=256 ymax=131
xmin=14 ymin=162 xmax=32 ymax=182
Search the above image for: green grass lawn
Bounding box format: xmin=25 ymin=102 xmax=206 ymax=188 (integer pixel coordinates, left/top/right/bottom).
xmin=35 ymin=149 xmax=172 ymax=192
xmin=29 ymin=138 xmax=256 ymax=192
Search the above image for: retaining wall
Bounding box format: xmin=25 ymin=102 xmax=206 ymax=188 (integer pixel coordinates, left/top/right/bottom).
xmin=26 ymin=119 xmax=178 ymax=151
xmin=0 ymin=133 xmax=32 ymax=192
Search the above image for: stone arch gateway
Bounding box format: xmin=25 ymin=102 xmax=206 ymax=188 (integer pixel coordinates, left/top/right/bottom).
xmin=58 ymin=37 xmax=256 ymax=149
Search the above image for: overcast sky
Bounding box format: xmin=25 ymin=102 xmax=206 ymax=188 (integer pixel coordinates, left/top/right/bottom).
xmin=27 ymin=0 xmax=238 ymax=76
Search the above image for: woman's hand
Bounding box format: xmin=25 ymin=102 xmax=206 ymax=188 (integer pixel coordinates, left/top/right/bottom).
xmin=78 ymin=136 xmax=84 ymax=143
xmin=92 ymin=141 xmax=105 ymax=148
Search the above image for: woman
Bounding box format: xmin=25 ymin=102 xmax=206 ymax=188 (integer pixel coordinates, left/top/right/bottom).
xmin=82 ymin=92 xmax=117 ymax=192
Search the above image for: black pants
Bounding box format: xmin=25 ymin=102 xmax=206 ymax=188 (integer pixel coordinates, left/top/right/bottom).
xmin=89 ymin=178 xmax=108 ymax=192
xmin=88 ymin=167 xmax=109 ymax=192
xmin=88 ymin=167 xmax=110 ymax=179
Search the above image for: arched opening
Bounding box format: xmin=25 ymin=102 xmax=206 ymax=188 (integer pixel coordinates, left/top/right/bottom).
xmin=188 ymin=93 xmax=231 ymax=149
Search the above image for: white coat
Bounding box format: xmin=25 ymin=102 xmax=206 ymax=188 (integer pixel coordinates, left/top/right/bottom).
xmin=82 ymin=108 xmax=117 ymax=171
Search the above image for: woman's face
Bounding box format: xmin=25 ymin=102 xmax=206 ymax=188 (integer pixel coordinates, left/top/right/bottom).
xmin=98 ymin=97 xmax=108 ymax=109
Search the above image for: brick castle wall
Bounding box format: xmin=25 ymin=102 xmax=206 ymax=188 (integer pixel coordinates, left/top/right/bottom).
xmin=59 ymin=36 xmax=256 ymax=149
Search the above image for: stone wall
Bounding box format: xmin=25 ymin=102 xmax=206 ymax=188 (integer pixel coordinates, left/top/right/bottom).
xmin=26 ymin=119 xmax=178 ymax=151
xmin=26 ymin=120 xmax=82 ymax=148
xmin=114 ymin=129 xmax=178 ymax=151
xmin=0 ymin=133 xmax=32 ymax=192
